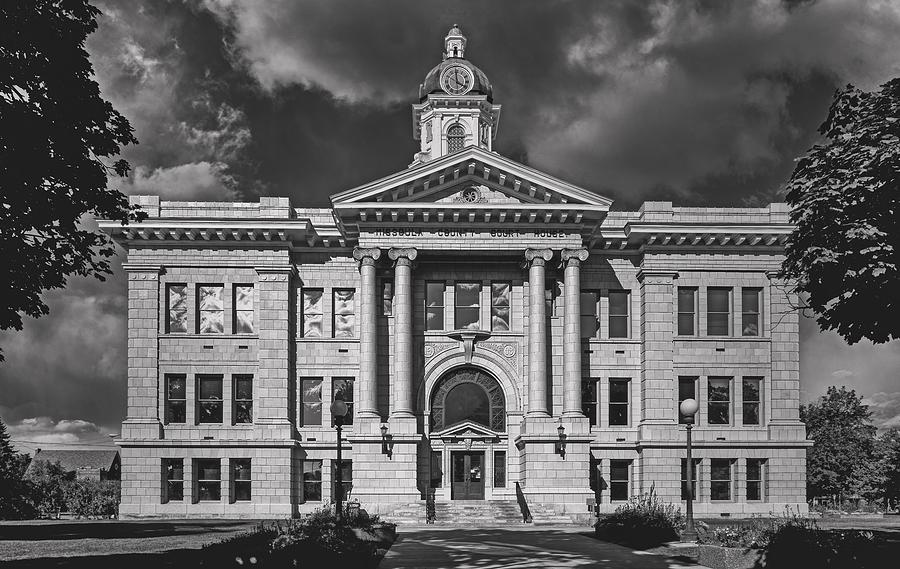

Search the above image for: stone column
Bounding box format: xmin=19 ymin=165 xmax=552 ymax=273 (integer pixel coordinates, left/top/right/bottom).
xmin=524 ymin=248 xmax=553 ymax=417
xmin=352 ymin=247 xmax=382 ymax=424
xmin=388 ymin=248 xmax=417 ymax=418
xmin=561 ymin=249 xmax=589 ymax=417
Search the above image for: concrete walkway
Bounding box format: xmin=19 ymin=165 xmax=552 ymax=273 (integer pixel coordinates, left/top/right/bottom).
xmin=381 ymin=526 xmax=709 ymax=569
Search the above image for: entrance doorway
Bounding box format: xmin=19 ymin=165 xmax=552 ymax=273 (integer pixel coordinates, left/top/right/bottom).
xmin=451 ymin=451 xmax=484 ymax=499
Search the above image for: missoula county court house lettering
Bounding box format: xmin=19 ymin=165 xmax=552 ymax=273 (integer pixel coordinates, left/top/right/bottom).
xmin=100 ymin=26 xmax=807 ymax=519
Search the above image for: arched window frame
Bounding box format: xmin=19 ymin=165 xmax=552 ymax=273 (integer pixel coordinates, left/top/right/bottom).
xmin=446 ymin=123 xmax=466 ymax=154
xmin=430 ymin=367 xmax=505 ymax=432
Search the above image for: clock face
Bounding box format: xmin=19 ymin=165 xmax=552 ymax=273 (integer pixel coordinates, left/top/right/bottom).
xmin=441 ymin=65 xmax=473 ymax=96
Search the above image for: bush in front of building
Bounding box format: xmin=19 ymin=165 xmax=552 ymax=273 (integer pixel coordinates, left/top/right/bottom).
xmin=594 ymin=488 xmax=685 ymax=548
xmin=64 ymin=479 xmax=121 ymax=518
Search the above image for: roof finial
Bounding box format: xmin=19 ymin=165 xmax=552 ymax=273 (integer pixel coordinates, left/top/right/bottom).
xmin=444 ymin=24 xmax=467 ymax=59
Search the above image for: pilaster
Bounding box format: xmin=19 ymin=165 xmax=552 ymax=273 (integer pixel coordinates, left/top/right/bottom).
xmin=353 ymin=247 xmax=382 ymax=433
xmin=637 ymin=269 xmax=678 ymax=439
xmin=254 ymin=265 xmax=294 ymax=440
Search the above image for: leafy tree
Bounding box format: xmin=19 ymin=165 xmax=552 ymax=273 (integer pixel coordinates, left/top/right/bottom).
xmin=0 ymin=0 xmax=144 ymax=360
xmin=781 ymin=79 xmax=900 ymax=345
xmin=27 ymin=459 xmax=72 ymax=518
xmin=801 ymin=386 xmax=877 ymax=501
xmin=875 ymin=428 xmax=900 ymax=510
xmin=0 ymin=416 xmax=35 ymax=519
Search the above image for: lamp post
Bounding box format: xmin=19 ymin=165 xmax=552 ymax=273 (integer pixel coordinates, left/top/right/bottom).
xmin=680 ymin=397 xmax=699 ymax=542
xmin=330 ymin=399 xmax=349 ymax=522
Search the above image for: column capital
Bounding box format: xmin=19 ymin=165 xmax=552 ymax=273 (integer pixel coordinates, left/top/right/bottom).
xmin=560 ymin=248 xmax=589 ymax=269
xmin=388 ymin=247 xmax=418 ymax=265
xmin=523 ymin=248 xmax=553 ymax=268
xmin=352 ymin=247 xmax=382 ymax=267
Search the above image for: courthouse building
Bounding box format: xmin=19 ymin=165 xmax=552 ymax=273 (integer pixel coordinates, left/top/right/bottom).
xmin=101 ymin=26 xmax=808 ymax=519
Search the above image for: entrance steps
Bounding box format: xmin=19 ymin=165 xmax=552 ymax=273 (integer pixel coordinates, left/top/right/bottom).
xmin=379 ymin=500 xmax=592 ymax=526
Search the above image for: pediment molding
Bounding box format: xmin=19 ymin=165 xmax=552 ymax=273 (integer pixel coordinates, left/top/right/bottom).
xmin=432 ymin=420 xmax=502 ymax=440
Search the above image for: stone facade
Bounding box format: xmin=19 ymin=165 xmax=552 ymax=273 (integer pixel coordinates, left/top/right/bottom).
xmin=100 ymin=26 xmax=808 ymax=519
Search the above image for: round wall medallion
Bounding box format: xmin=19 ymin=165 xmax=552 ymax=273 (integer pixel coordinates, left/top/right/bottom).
xmin=502 ymin=344 xmax=516 ymax=358
xmin=424 ymin=345 xmax=436 ymax=358
xmin=462 ymin=187 xmax=480 ymax=203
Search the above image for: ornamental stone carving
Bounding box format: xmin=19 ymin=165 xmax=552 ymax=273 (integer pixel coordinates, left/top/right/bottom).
xmin=560 ymin=248 xmax=589 ymax=268
xmin=424 ymin=343 xmax=455 ymax=359
xmin=523 ymin=248 xmax=553 ymax=267
xmin=479 ymin=342 xmax=517 ymax=359
xmin=352 ymin=247 xmax=381 ymax=266
xmin=388 ymin=247 xmax=418 ymax=265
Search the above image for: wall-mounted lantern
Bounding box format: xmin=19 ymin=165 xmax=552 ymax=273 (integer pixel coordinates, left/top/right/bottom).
xmin=555 ymin=422 xmax=567 ymax=458
xmin=380 ymin=423 xmax=394 ymax=458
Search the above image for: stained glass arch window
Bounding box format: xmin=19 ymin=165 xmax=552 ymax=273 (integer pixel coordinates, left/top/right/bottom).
xmin=447 ymin=124 xmax=465 ymax=153
xmin=430 ymin=367 xmax=505 ymax=432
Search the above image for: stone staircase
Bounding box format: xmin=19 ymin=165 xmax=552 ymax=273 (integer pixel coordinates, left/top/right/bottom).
xmin=379 ymin=500 xmax=592 ymax=526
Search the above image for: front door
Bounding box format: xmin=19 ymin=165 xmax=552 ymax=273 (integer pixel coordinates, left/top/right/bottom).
xmin=451 ymin=451 xmax=485 ymax=499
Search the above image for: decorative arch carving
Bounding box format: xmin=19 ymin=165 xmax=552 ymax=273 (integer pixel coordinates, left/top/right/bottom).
xmin=418 ymin=346 xmax=521 ymax=417
xmin=430 ymin=367 xmax=505 ymax=432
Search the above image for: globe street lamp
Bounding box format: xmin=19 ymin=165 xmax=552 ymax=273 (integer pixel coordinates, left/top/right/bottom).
xmin=680 ymin=397 xmax=699 ymax=542
xmin=330 ymin=399 xmax=349 ymax=522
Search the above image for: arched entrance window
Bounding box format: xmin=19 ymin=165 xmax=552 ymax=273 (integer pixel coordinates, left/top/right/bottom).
xmin=430 ymin=367 xmax=505 ymax=431
xmin=447 ymin=124 xmax=465 ymax=153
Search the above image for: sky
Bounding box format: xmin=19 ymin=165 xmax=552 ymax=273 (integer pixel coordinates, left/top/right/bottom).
xmin=2 ymin=0 xmax=900 ymax=452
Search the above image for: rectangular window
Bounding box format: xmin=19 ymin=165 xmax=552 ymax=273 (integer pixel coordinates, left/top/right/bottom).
xmin=332 ymin=459 xmax=352 ymax=500
xmin=710 ymin=458 xmax=734 ymax=501
xmin=233 ymin=375 xmax=253 ymax=424
xmin=300 ymin=378 xmax=323 ymax=427
xmin=302 ymin=288 xmax=324 ymax=337
xmin=382 ymin=280 xmax=394 ymax=316
xmin=582 ymin=379 xmax=598 ymax=427
xmin=165 ymin=374 xmax=186 ymax=424
xmin=678 ymin=377 xmax=698 ymax=425
xmin=549 ymin=280 xmax=563 ymax=317
xmin=742 ymin=288 xmax=761 ymax=336
xmin=609 ymin=460 xmax=630 ymax=501
xmin=677 ymin=287 xmax=697 ymax=336
xmin=302 ymin=460 xmax=322 ymax=501
xmin=708 ymin=377 xmax=731 ymax=425
xmin=166 ymin=284 xmax=188 ymax=333
xmin=707 ymin=288 xmax=731 ymax=336
xmin=198 ymin=285 xmax=224 ymax=334
xmin=742 ymin=377 xmax=762 ymax=425
xmin=590 ymin=456 xmax=602 ymax=499
xmin=233 ymin=284 xmax=254 ymax=334
xmin=332 ymin=377 xmax=354 ymax=426
xmin=425 ymin=282 xmax=445 ymax=331
xmin=746 ymin=459 xmax=767 ymax=501
xmin=608 ymin=291 xmax=630 ymax=338
xmin=609 ymin=379 xmax=630 ymax=426
xmin=491 ymin=282 xmax=511 ymax=332
xmin=333 ymin=289 xmax=356 ymax=338
xmin=197 ymin=375 xmax=223 ymax=424
xmin=455 ymin=282 xmax=481 ymax=330
xmin=430 ymin=451 xmax=443 ymax=488
xmin=681 ymin=458 xmax=701 ymax=501
xmin=580 ymin=291 xmax=599 ymax=338
xmin=231 ymin=459 xmax=251 ymax=502
xmin=196 ymin=459 xmax=221 ymax=502
xmin=163 ymin=458 xmax=183 ymax=503
xmin=493 ymin=451 xmax=506 ymax=487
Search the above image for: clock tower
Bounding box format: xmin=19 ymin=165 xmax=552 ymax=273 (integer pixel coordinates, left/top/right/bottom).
xmin=411 ymin=25 xmax=502 ymax=166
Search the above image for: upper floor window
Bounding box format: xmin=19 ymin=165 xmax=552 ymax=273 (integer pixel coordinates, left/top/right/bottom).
xmin=166 ymin=284 xmax=187 ymax=333
xmin=333 ymin=289 xmax=356 ymax=338
xmin=707 ymin=288 xmax=731 ymax=336
xmin=742 ymin=377 xmax=762 ymax=425
xmin=382 ymin=280 xmax=394 ymax=316
xmin=455 ymin=282 xmax=481 ymax=330
xmin=608 ymin=291 xmax=630 ymax=338
xmin=233 ymin=375 xmax=253 ymax=424
xmin=742 ymin=288 xmax=761 ymax=336
xmin=677 ymin=287 xmax=697 ymax=336
xmin=197 ymin=374 xmax=223 ymax=424
xmin=491 ymin=282 xmax=511 ymax=331
xmin=233 ymin=285 xmax=254 ymax=334
xmin=198 ymin=285 xmax=224 ymax=334
xmin=332 ymin=377 xmax=354 ymax=426
xmin=609 ymin=378 xmax=630 ymax=426
xmin=580 ymin=291 xmax=599 ymax=338
xmin=302 ymin=289 xmax=324 ymax=337
xmin=678 ymin=376 xmax=698 ymax=425
xmin=708 ymin=377 xmax=731 ymax=425
xmin=300 ymin=378 xmax=322 ymax=427
xmin=447 ymin=124 xmax=465 ymax=153
xmin=582 ymin=379 xmax=598 ymax=427
xmin=165 ymin=374 xmax=186 ymax=424
xmin=425 ymin=282 xmax=445 ymax=331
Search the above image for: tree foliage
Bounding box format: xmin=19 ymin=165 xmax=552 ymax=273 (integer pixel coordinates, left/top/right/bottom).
xmin=782 ymin=79 xmax=900 ymax=344
xmin=0 ymin=0 xmax=144 ymax=360
xmin=801 ymin=386 xmax=877 ymax=500
xmin=0 ymin=416 xmax=35 ymax=519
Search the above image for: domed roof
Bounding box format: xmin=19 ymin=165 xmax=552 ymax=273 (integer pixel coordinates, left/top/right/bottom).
xmin=419 ymin=58 xmax=493 ymax=102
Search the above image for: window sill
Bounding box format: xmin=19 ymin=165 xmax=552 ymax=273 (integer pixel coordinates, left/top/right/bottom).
xmin=585 ymin=338 xmax=642 ymax=344
xmin=159 ymin=334 xmax=259 ymax=339
xmin=676 ymin=336 xmax=770 ymax=342
xmin=295 ymin=337 xmax=360 ymax=343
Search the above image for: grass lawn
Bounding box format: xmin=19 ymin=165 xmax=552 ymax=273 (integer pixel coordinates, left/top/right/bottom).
xmin=0 ymin=519 xmax=261 ymax=568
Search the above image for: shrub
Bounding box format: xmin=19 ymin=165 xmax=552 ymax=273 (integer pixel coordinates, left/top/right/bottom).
xmin=199 ymin=525 xmax=278 ymax=567
xmin=64 ymin=479 xmax=120 ymax=518
xmin=594 ymin=487 xmax=685 ymax=548
xmin=270 ymin=507 xmax=384 ymax=566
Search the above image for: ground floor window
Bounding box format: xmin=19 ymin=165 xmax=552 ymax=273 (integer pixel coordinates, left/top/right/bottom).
xmin=332 ymin=459 xmax=352 ymax=500
xmin=303 ymin=460 xmax=322 ymax=501
xmin=747 ymin=459 xmax=767 ymax=501
xmin=493 ymin=451 xmax=506 ymax=487
xmin=589 ymin=456 xmax=603 ymax=500
xmin=681 ymin=458 xmax=701 ymax=500
xmin=195 ymin=459 xmax=221 ymax=502
xmin=710 ymin=458 xmax=734 ymax=501
xmin=231 ymin=459 xmax=251 ymax=502
xmin=430 ymin=451 xmax=442 ymax=488
xmin=609 ymin=460 xmax=630 ymax=501
xmin=163 ymin=458 xmax=183 ymax=503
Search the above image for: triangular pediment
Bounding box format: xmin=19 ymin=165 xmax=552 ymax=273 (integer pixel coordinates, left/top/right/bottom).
xmin=331 ymin=146 xmax=612 ymax=208
xmin=433 ymin=420 xmax=501 ymax=439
